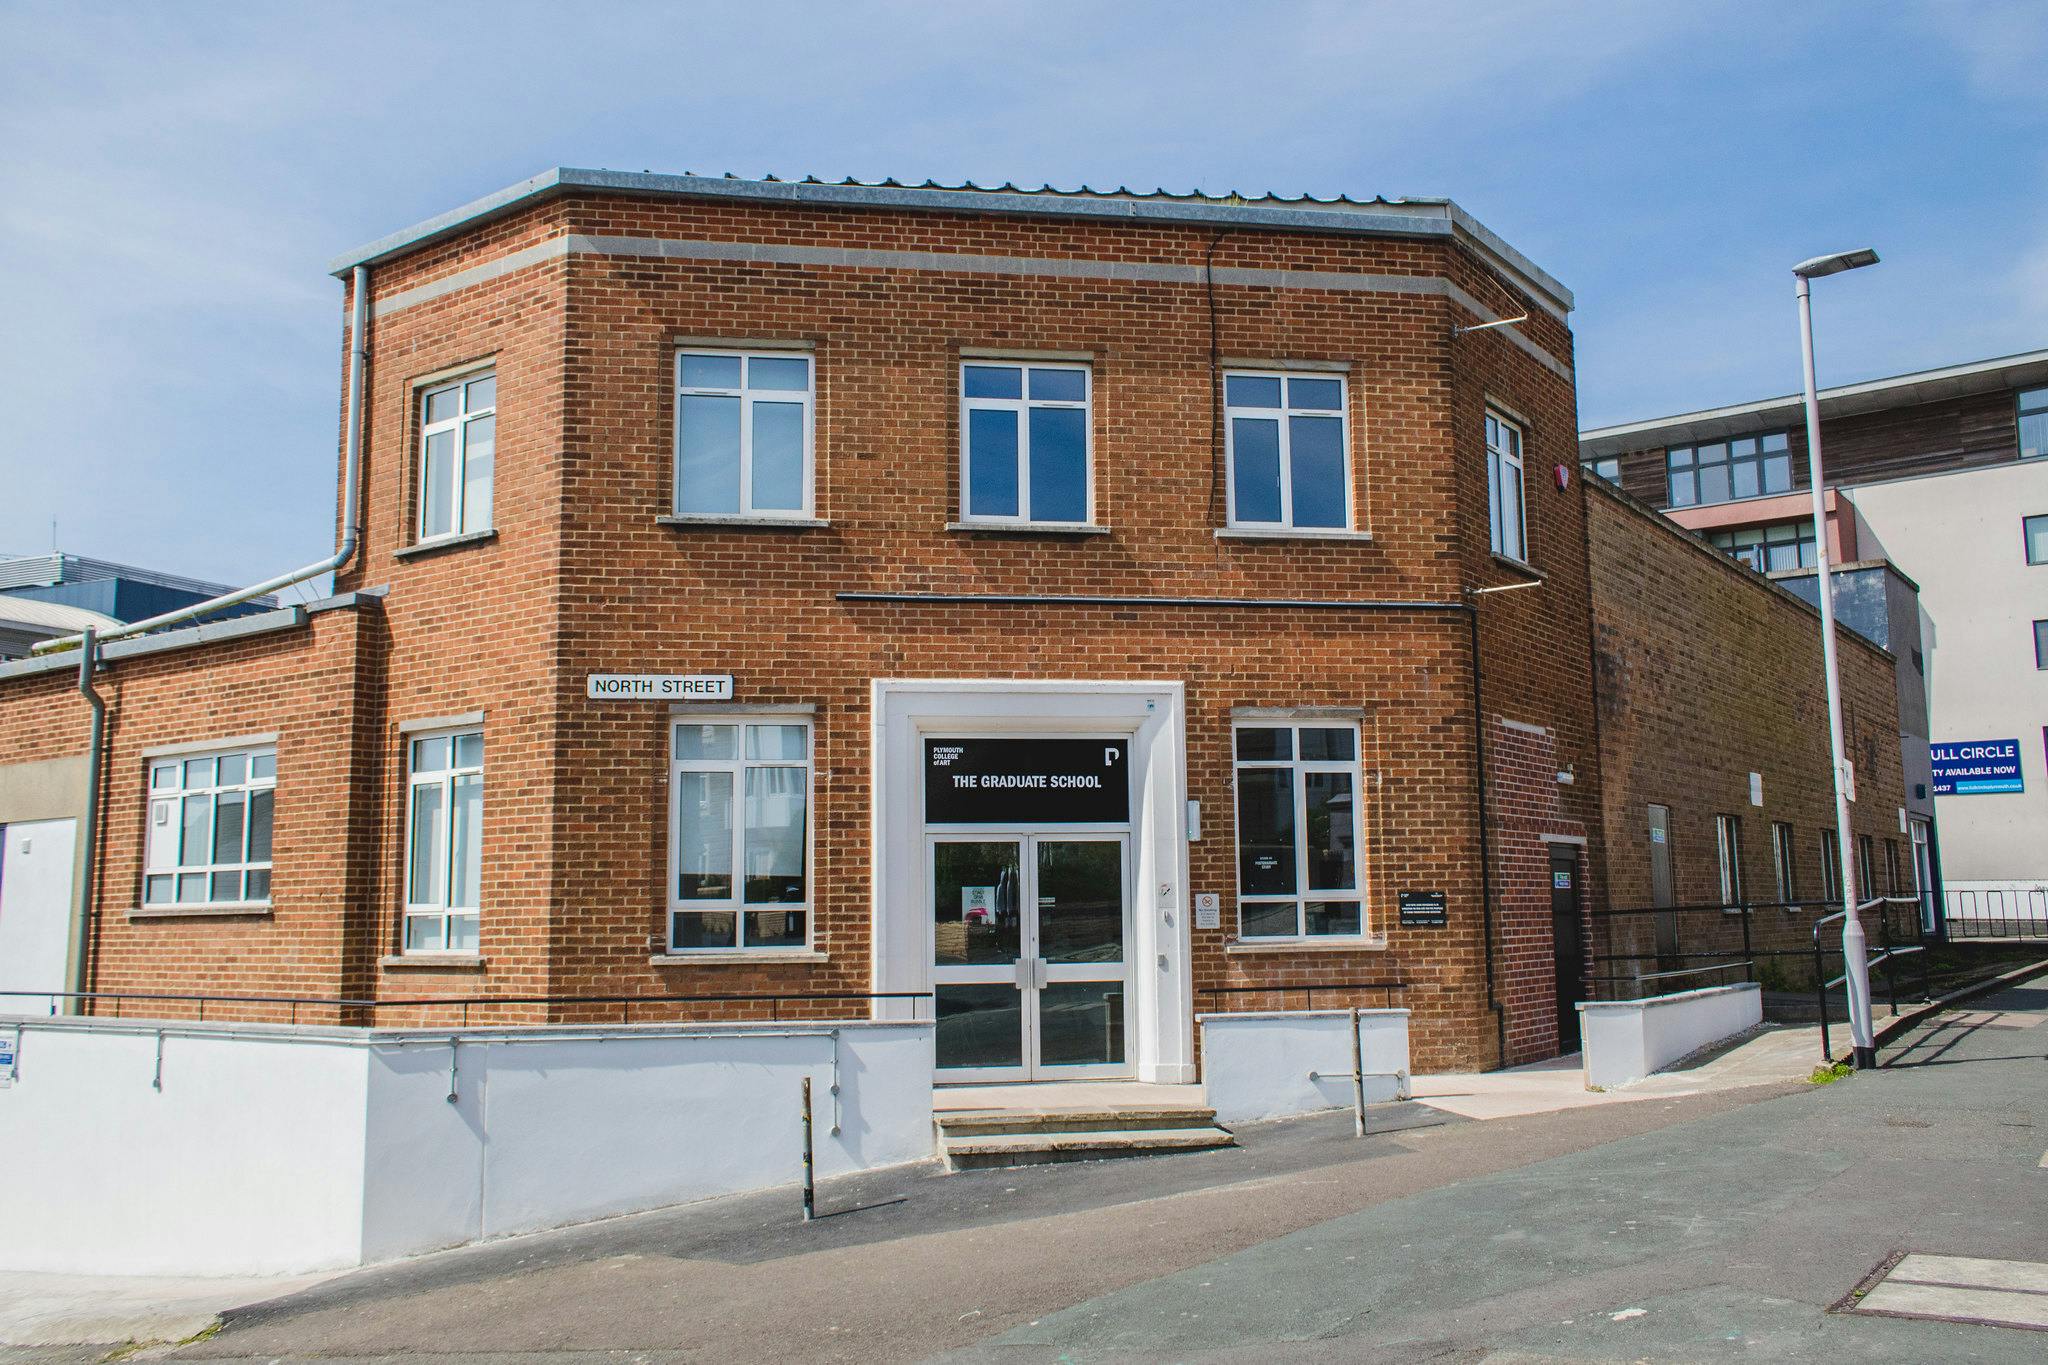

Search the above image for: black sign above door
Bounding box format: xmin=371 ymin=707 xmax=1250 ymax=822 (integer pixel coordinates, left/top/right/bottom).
xmin=925 ymin=738 xmax=1130 ymax=824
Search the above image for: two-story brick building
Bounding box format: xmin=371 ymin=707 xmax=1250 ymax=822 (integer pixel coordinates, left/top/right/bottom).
xmin=0 ymin=169 xmax=1618 ymax=1076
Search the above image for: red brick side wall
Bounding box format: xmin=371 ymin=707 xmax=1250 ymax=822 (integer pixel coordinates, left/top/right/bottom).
xmin=1587 ymin=480 xmax=1908 ymax=988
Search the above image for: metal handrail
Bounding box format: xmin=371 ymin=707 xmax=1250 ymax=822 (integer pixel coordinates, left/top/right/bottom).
xmin=1198 ymin=981 xmax=1408 ymax=1013
xmin=0 ymin=988 xmax=934 ymax=1028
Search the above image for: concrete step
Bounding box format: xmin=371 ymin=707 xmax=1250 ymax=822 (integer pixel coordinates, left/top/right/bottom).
xmin=942 ymin=1124 xmax=1237 ymax=1170
xmin=937 ymin=1106 xmax=1220 ymax=1136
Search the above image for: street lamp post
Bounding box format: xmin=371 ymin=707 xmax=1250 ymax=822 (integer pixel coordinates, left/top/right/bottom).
xmin=1793 ymin=246 xmax=1880 ymax=1070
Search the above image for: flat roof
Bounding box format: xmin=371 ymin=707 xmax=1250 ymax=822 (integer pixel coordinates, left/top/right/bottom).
xmin=1579 ymin=346 xmax=2048 ymax=458
xmin=328 ymin=168 xmax=1573 ymax=315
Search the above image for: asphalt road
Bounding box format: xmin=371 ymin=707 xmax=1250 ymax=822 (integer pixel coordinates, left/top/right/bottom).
xmin=108 ymin=970 xmax=2048 ymax=1363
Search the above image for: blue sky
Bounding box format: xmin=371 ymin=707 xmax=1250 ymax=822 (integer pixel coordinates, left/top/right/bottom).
xmin=3 ymin=0 xmax=2045 ymax=590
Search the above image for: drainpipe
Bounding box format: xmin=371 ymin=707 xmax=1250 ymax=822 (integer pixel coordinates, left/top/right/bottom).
xmin=34 ymin=265 xmax=371 ymax=651
xmin=47 ymin=267 xmax=372 ymax=1005
xmin=70 ymin=628 xmax=104 ymax=1011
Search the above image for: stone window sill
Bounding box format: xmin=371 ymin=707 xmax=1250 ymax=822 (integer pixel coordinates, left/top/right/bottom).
xmin=381 ymin=953 xmax=488 ymax=970
xmin=1216 ymin=527 xmax=1375 ymax=543
xmin=129 ymin=904 xmax=272 ymax=920
xmin=1225 ymin=937 xmax=1390 ymax=954
xmin=656 ymin=514 xmax=830 ymax=531
xmin=1489 ymin=552 xmax=1544 ymax=579
xmin=649 ymin=950 xmax=828 ymax=965
xmin=395 ymin=529 xmax=498 ymax=560
xmin=946 ymin=521 xmax=1110 ymax=537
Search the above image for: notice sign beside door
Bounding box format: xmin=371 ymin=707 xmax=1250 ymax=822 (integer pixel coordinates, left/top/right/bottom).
xmin=925 ymin=738 xmax=1130 ymax=824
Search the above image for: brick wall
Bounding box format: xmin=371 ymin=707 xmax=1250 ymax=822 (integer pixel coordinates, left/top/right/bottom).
xmin=1586 ymin=479 xmax=1909 ymax=991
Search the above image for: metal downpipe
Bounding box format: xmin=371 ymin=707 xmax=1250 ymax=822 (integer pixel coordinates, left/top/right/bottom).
xmin=71 ymin=628 xmax=105 ymax=1011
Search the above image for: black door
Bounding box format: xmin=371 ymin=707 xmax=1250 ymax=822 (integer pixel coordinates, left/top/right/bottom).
xmin=1551 ymin=848 xmax=1587 ymax=1054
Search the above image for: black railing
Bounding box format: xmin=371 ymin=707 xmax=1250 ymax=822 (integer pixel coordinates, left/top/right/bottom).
xmin=1584 ymin=895 xmax=1929 ymax=1061
xmin=0 ymin=988 xmax=933 ymax=1028
xmin=1199 ymin=981 xmax=1409 ymax=1013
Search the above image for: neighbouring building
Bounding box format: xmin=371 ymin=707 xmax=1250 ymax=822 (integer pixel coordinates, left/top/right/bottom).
xmin=0 ymin=552 xmax=279 ymax=657
xmin=1581 ymin=348 xmax=2048 ymax=929
xmin=0 ymin=169 xmax=1918 ymax=1084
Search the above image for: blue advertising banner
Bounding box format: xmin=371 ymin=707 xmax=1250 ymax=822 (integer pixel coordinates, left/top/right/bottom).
xmin=1929 ymin=739 xmax=2023 ymax=795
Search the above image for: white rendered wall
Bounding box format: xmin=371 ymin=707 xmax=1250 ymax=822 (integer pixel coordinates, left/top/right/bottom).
xmin=0 ymin=818 xmax=77 ymax=1003
xmin=1577 ymin=983 xmax=1762 ymax=1090
xmin=1847 ymin=461 xmax=2048 ymax=884
xmin=0 ymin=1023 xmax=372 ymax=1275
xmin=1199 ymin=1009 xmax=1410 ymax=1123
xmin=0 ymin=1017 xmax=935 ymax=1276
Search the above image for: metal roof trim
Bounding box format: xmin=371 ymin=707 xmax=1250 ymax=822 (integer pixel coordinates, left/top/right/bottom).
xmin=327 ymin=168 xmax=1573 ymax=313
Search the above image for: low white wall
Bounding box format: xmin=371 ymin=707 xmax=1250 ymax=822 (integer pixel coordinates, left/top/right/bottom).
xmin=0 ymin=1016 xmax=935 ymax=1276
xmin=1578 ymin=983 xmax=1762 ymax=1090
xmin=1199 ymin=1009 xmax=1410 ymax=1124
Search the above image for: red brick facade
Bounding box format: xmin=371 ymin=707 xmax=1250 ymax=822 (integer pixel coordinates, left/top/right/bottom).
xmin=1 ymin=177 xmax=1608 ymax=1070
xmin=1586 ymin=480 xmax=1910 ymax=988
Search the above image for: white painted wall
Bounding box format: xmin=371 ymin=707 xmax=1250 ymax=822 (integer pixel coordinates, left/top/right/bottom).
xmin=1199 ymin=1009 xmax=1410 ymax=1123
xmin=0 ymin=1017 xmax=936 ymax=1276
xmin=0 ymin=818 xmax=76 ymax=1004
xmin=1846 ymin=461 xmax=2048 ymax=884
xmin=1577 ymin=983 xmax=1762 ymax=1090
xmin=0 ymin=1023 xmax=372 ymax=1276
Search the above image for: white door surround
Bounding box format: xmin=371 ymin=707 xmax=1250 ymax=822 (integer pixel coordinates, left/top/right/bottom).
xmin=871 ymin=680 xmax=1195 ymax=1084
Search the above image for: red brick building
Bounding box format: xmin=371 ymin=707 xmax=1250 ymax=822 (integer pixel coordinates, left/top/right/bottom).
xmin=0 ymin=170 xmax=1609 ymax=1075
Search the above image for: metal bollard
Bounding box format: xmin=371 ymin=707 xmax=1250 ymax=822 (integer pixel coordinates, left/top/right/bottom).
xmin=800 ymin=1075 xmax=816 ymax=1221
xmin=1350 ymin=1007 xmax=1367 ymax=1138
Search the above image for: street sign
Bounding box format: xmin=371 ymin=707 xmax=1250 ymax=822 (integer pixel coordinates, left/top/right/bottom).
xmin=586 ymin=674 xmax=734 ymax=701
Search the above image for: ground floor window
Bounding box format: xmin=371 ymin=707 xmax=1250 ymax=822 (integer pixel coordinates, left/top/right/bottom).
xmin=1772 ymin=821 xmax=1797 ymax=905
xmin=404 ymin=729 xmax=483 ymax=952
xmin=145 ymin=746 xmax=276 ymax=906
xmin=1714 ymin=814 xmax=1743 ymax=909
xmin=670 ymin=716 xmax=811 ymax=951
xmin=1231 ymin=721 xmax=1366 ymax=939
xmin=1819 ymin=827 xmax=1842 ymax=904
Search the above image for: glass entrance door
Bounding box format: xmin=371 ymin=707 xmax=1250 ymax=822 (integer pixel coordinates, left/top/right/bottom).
xmin=931 ymin=834 xmax=1129 ymax=1081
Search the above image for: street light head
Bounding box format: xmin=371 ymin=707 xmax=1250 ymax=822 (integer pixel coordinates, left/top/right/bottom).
xmin=1794 ymin=248 xmax=1880 ymax=279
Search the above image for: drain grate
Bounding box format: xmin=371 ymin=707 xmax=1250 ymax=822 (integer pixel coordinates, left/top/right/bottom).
xmin=1840 ymin=1252 xmax=2048 ymax=1332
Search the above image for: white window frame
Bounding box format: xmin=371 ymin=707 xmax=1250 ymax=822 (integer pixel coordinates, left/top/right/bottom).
xmin=1771 ymin=820 xmax=1797 ymax=906
xmin=674 ymin=349 xmax=816 ymax=519
xmin=1222 ymin=370 xmax=1353 ymax=531
xmin=957 ymin=360 xmax=1094 ymax=526
xmin=1486 ymin=408 xmax=1528 ymax=563
xmin=1714 ymin=813 xmax=1743 ymax=910
xmin=1230 ymin=720 xmax=1369 ymax=941
xmin=1818 ymin=827 xmax=1843 ymax=903
xmin=144 ymin=746 xmax=277 ymax=908
xmin=402 ymin=727 xmax=483 ymax=954
xmin=416 ymin=368 xmax=496 ymax=542
xmin=667 ymin=714 xmax=814 ymax=952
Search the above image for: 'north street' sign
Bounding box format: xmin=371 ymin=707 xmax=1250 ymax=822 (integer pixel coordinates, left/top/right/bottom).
xmin=587 ymin=674 xmax=734 ymax=701
xmin=925 ymin=737 xmax=1130 ymax=824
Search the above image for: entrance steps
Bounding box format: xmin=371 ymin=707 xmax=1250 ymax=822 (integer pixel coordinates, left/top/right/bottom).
xmin=934 ymin=1086 xmax=1236 ymax=1169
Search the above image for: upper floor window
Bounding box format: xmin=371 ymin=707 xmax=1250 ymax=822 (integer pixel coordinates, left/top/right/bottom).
xmin=2020 ymin=387 xmax=2048 ymax=460
xmin=675 ymin=351 xmax=814 ymax=519
xmin=145 ymin=747 xmax=276 ymax=907
xmin=1224 ymin=372 xmax=1350 ymax=531
xmin=2034 ymin=618 xmax=2048 ymax=670
xmin=1584 ymin=457 xmax=1621 ymax=485
xmin=2024 ymin=514 xmax=2048 ymax=565
xmin=670 ymin=717 xmax=811 ymax=952
xmin=1708 ymin=520 xmax=1816 ymax=573
xmin=405 ymin=729 xmax=482 ymax=952
xmin=418 ymin=372 xmax=495 ymax=541
xmin=1486 ymin=409 xmax=1527 ymax=562
xmin=1232 ymin=722 xmax=1366 ymax=940
xmin=960 ymin=363 xmax=1091 ymax=525
xmin=1667 ymin=432 xmax=1791 ymax=508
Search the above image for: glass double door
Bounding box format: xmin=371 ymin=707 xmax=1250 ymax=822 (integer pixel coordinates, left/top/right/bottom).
xmin=931 ymin=834 xmax=1130 ymax=1080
